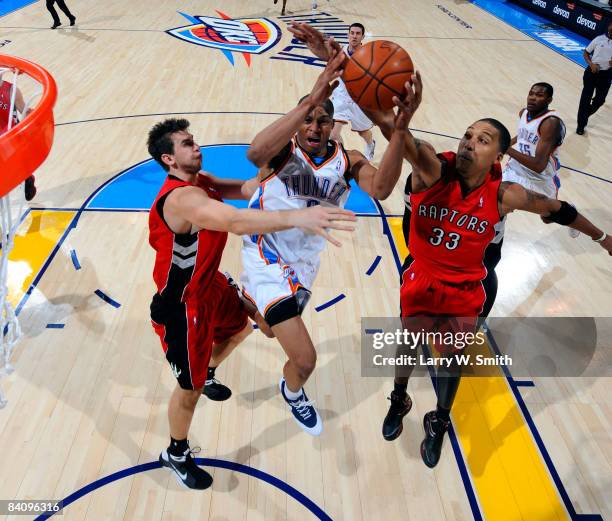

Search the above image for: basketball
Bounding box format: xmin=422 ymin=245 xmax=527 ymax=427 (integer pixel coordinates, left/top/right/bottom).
xmin=342 ymin=40 xmax=414 ymax=111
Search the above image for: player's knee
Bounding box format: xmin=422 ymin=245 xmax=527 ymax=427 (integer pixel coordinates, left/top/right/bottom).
xmin=294 ymin=352 xmax=317 ymax=379
xmin=178 ymin=387 xmax=202 ymax=409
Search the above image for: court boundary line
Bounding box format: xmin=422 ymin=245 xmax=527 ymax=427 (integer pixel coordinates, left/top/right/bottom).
xmin=33 ymin=458 xmax=333 ymax=521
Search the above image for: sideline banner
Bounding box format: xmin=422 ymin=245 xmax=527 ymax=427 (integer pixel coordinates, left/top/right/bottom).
xmin=511 ymin=0 xmax=611 ymax=39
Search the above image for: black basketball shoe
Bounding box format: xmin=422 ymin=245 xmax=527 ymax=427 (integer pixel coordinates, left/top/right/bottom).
xmin=420 ymin=411 xmax=450 ymax=468
xmin=202 ymin=377 xmax=232 ymax=401
xmin=159 ymin=445 xmax=213 ymax=490
xmin=382 ymin=391 xmax=412 ymax=441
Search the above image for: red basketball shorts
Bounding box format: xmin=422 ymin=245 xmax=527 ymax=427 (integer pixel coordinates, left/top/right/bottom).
xmin=151 ymin=272 xmax=249 ymax=390
xmin=400 ymin=260 xmax=485 ymax=318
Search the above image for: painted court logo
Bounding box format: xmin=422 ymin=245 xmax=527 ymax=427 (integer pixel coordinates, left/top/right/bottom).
xmin=166 ymin=11 xmax=281 ymax=66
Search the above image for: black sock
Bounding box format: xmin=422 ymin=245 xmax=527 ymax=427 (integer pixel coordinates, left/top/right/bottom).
xmin=169 ymin=437 xmax=189 ymax=456
xmin=207 ymin=366 xmax=217 ymax=380
xmin=436 ymin=405 xmax=451 ymax=423
xmin=393 ymin=381 xmax=408 ymax=397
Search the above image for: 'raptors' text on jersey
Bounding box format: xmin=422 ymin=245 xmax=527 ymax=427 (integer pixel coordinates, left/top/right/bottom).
xmin=409 ymin=152 xmax=502 ymax=283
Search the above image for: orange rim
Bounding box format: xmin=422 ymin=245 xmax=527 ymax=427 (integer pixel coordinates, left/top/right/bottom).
xmin=0 ymin=54 xmax=57 ymax=197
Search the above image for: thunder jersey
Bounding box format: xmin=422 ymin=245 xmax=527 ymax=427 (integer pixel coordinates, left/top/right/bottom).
xmin=409 ymin=152 xmax=502 ymax=283
xmin=149 ymin=174 xmax=228 ymax=303
xmin=0 ymin=81 xmax=19 ymax=134
xmin=506 ymin=109 xmax=565 ymax=181
xmin=244 ymin=138 xmax=351 ymax=266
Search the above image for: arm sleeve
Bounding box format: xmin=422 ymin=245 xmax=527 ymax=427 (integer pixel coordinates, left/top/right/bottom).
xmin=585 ymin=37 xmax=597 ymax=54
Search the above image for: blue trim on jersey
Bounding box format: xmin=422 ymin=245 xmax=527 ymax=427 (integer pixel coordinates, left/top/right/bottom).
xmin=261 ymin=245 xmax=279 ymax=264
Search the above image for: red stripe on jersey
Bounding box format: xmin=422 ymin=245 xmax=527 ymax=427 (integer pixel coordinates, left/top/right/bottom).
xmin=149 ymin=174 xmax=228 ymax=302
xmin=408 ymin=152 xmax=502 ymax=283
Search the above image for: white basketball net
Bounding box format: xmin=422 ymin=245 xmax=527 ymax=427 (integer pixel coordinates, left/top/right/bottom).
xmin=0 ymin=66 xmax=41 ymax=408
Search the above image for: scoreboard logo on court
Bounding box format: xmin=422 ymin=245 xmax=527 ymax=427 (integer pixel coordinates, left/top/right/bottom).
xmin=167 ymin=11 xmax=282 ymax=66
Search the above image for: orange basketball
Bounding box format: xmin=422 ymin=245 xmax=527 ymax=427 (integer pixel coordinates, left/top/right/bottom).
xmin=342 ymin=40 xmax=414 ymax=111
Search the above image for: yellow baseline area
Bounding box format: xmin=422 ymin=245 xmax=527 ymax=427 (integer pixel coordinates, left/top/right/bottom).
xmin=7 ymin=210 xmax=75 ymax=308
xmin=387 ymin=217 xmax=568 ymax=521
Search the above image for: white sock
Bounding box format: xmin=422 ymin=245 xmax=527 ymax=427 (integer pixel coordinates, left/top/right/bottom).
xmin=283 ymin=380 xmax=303 ymax=400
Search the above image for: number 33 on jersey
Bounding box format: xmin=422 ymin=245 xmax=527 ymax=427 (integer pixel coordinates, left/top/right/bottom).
xmin=408 ymin=152 xmax=503 ymax=284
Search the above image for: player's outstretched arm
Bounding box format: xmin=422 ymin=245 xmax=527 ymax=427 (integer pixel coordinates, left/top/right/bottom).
xmin=167 ymin=186 xmax=356 ymax=246
xmin=202 ymin=173 xmax=259 ymax=200
xmin=288 ymin=22 xmax=342 ymax=61
xmin=506 ymin=117 xmax=562 ymax=174
xmin=347 ymin=97 xmax=417 ymax=200
xmin=246 ymin=50 xmax=346 ymax=168
xmin=499 ymin=181 xmax=612 ymax=255
xmin=391 ymin=74 xmax=442 ymax=190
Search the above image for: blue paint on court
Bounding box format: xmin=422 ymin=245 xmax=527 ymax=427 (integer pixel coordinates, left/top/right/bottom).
xmin=471 ymin=0 xmax=590 ymax=66
xmin=0 ymin=0 xmax=37 ymax=18
xmin=315 ymin=293 xmax=346 ymax=312
xmin=94 ymin=289 xmax=121 ymax=308
xmin=86 ymin=144 xmax=377 ymax=213
xmin=70 ymin=249 xmax=81 ymax=270
xmin=366 ymin=255 xmax=382 ymax=276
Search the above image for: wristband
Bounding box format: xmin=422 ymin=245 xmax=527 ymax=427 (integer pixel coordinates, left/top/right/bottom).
xmin=594 ymin=232 xmax=607 ymax=243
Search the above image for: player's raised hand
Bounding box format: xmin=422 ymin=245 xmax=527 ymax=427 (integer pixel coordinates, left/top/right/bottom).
xmin=289 ymin=22 xmax=341 ymax=60
xmin=291 ymin=206 xmax=357 ymax=247
xmin=392 ymin=71 xmax=422 ymax=127
xmin=307 ymin=49 xmax=346 ymax=106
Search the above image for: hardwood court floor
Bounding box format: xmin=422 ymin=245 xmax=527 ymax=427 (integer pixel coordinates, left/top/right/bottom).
xmin=0 ymin=1 xmax=610 ymax=520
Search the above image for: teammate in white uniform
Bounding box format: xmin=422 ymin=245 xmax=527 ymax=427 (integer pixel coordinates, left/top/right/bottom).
xmin=502 ymin=82 xmax=578 ymax=238
xmin=330 ymin=23 xmax=376 ymax=160
xmin=503 ymin=82 xmax=565 ymax=198
xmin=243 ymin=50 xmax=408 ymax=435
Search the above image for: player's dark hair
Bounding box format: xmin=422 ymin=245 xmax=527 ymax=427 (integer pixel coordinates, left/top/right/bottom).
xmin=349 ymin=23 xmax=365 ymax=34
xmin=532 ymin=82 xmax=554 ymax=97
xmin=147 ymin=118 xmax=190 ymax=171
xmin=297 ymin=95 xmax=334 ymax=119
xmin=478 ymin=118 xmax=511 ymax=153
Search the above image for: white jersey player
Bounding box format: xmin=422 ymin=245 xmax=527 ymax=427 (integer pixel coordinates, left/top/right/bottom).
xmin=242 ymin=137 xmax=350 ymax=305
xmin=485 ymin=83 xmax=572 ymax=310
xmin=329 ymin=23 xmax=376 ymax=160
xmin=242 ymin=51 xmax=406 ymax=436
xmin=503 ymin=82 xmax=566 ymax=198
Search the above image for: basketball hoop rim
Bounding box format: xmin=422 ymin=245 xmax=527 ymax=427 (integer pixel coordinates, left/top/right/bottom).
xmin=0 ymin=54 xmax=57 ymax=139
xmin=0 ymin=54 xmax=57 ymax=198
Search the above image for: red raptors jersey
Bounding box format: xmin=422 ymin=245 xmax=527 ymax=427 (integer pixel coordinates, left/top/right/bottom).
xmin=149 ymin=174 xmax=227 ymax=302
xmin=409 ymin=152 xmax=502 ymax=283
xmin=0 ymin=81 xmax=18 ymax=134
